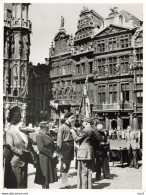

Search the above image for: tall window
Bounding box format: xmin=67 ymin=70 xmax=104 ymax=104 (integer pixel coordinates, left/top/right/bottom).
xmin=109 ymin=84 xmax=117 ymax=103
xmin=97 ymin=40 xmax=105 ymax=52
xmin=137 ymin=91 xmax=143 ymax=104
xmin=136 ymin=48 xmax=143 ymax=61
xmin=76 ymin=82 xmax=81 ymax=98
xmin=81 ymin=63 xmax=86 ymax=74
xmin=120 ymin=35 xmax=129 ymax=48
xmin=109 ymin=58 xmax=117 ymax=75
xmin=76 ymin=64 xmax=81 ymax=75
xmin=120 ymin=56 xmax=129 ymax=74
xmin=98 ymin=59 xmax=105 ymax=76
xmin=108 ymin=37 xmax=117 ymax=51
xmin=121 ymin=83 xmax=129 ymax=103
xmin=136 ymin=68 xmax=143 ymax=83
xmin=98 ymin=85 xmax=105 ymax=104
xmin=89 ymin=62 xmax=93 ymax=74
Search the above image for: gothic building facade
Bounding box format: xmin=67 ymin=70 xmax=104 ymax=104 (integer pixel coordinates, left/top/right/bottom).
xmin=3 ymin=3 xmax=32 ymax=124
xmin=49 ymin=7 xmax=143 ymax=130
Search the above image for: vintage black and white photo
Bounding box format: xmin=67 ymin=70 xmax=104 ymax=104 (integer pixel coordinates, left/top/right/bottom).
xmin=3 ymin=3 xmax=143 ymax=190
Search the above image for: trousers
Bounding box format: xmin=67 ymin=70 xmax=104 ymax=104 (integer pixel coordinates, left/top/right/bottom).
xmin=77 ymin=160 xmax=92 ymax=189
xmin=96 ymin=153 xmax=110 ymax=180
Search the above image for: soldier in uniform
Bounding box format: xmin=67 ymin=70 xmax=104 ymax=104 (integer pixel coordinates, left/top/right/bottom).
xmin=57 ymin=112 xmax=75 ymax=189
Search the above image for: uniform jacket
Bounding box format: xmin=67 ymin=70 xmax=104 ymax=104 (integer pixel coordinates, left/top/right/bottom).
xmin=71 ymin=125 xmax=95 ymax=160
xmin=57 ymin=123 xmax=73 ymax=148
xmin=36 ymin=132 xmax=55 ymax=159
xmin=57 ymin=123 xmax=74 ymax=160
xmin=6 ymin=123 xmax=28 ymax=167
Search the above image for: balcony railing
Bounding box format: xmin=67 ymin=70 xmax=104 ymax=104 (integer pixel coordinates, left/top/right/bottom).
xmin=93 ymin=102 xmax=134 ymax=110
xmin=4 ymin=17 xmax=32 ymax=30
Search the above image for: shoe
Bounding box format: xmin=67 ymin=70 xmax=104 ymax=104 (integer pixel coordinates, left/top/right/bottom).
xmin=60 ymin=185 xmax=70 ymax=189
xmin=104 ymin=177 xmax=110 ymax=179
xmin=129 ymin=165 xmax=133 ymax=168
xmin=135 ymin=166 xmax=139 ymax=169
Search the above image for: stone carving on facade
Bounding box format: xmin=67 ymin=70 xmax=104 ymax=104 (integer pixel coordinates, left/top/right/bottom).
xmin=104 ymin=65 xmax=109 ymax=76
xmin=52 ymin=86 xmax=56 ymax=98
xmin=88 ymin=42 xmax=92 ymax=51
xmin=80 ymin=45 xmax=84 ymax=52
xmin=5 ymin=103 xmax=10 ymax=124
xmin=116 ymin=63 xmax=120 ymax=74
xmin=22 ymin=103 xmax=27 ymax=122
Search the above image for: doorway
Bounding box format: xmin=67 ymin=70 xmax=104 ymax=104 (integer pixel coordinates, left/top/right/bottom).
xmin=123 ymin=119 xmax=129 ymax=129
xmin=111 ymin=120 xmax=117 ymax=129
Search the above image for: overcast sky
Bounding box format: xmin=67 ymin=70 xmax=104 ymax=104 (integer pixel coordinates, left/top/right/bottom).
xmin=28 ymin=3 xmax=143 ymax=65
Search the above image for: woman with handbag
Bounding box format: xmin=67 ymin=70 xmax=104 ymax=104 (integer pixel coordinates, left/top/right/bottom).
xmin=36 ymin=121 xmax=58 ymax=188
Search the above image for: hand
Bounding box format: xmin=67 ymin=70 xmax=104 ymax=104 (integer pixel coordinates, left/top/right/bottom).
xmin=53 ymin=152 xmax=57 ymax=158
xmin=70 ymin=128 xmax=75 ymax=133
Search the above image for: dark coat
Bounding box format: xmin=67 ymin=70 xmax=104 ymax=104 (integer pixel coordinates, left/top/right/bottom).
xmin=36 ymin=132 xmax=58 ymax=185
xmin=97 ymin=131 xmax=110 ymax=156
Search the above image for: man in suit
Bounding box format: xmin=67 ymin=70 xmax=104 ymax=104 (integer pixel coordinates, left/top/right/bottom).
xmin=95 ymin=124 xmax=110 ymax=180
xmin=70 ymin=117 xmax=96 ymax=189
xmin=57 ymin=112 xmax=75 ymax=189
xmin=126 ymin=125 xmax=139 ymax=169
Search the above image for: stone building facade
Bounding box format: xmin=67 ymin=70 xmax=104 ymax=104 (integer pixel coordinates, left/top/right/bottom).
xmin=3 ymin=3 xmax=32 ymax=124
xmin=49 ymin=7 xmax=143 ymax=130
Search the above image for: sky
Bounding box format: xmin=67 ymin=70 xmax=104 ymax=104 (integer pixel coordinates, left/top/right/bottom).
xmin=28 ymin=3 xmax=143 ymax=65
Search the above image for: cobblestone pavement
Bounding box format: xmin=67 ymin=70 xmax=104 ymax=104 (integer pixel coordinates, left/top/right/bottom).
xmin=27 ymin=140 xmax=142 ymax=189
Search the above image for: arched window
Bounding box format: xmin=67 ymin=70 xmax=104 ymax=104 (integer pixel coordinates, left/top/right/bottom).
xmin=13 ymin=65 xmax=18 ymax=88
xmin=20 ymin=65 xmax=25 ymax=87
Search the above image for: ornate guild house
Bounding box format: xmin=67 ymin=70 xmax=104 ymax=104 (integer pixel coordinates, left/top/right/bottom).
xmin=49 ymin=7 xmax=143 ymax=130
xmin=3 ymin=5 xmax=143 ymax=131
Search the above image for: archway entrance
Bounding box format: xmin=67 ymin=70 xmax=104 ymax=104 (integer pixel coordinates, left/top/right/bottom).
xmin=111 ymin=120 xmax=117 ymax=129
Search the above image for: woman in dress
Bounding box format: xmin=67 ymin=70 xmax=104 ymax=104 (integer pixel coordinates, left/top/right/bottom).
xmin=36 ymin=121 xmax=58 ymax=188
xmin=6 ymin=109 xmax=29 ymax=188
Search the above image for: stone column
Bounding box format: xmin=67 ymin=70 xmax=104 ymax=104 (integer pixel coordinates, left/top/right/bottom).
xmin=129 ymin=112 xmax=133 ymax=127
xmin=133 ymin=113 xmax=138 ymax=130
xmin=117 ymin=114 xmax=121 ymax=130
xmin=105 ymin=114 xmax=109 ymax=130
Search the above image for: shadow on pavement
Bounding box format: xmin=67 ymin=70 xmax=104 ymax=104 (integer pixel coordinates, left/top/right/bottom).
xmin=92 ymin=183 xmax=110 ymax=189
xmin=110 ymin=174 xmax=118 ymax=180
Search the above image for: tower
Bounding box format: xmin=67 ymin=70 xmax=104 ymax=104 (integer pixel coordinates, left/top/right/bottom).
xmin=3 ymin=3 xmax=32 ymax=124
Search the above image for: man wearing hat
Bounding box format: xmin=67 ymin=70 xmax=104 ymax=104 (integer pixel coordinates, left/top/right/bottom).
xmin=95 ymin=124 xmax=110 ymax=180
xmin=57 ymin=112 xmax=75 ymax=189
xmin=70 ymin=116 xmax=96 ymax=189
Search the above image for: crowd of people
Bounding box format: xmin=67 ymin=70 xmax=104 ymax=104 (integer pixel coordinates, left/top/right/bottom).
xmin=3 ymin=110 xmax=142 ymax=189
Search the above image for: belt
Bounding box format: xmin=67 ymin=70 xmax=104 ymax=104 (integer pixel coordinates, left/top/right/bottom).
xmin=63 ymin=140 xmax=74 ymax=143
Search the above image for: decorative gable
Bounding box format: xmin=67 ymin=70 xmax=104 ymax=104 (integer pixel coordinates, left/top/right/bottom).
xmin=95 ymin=24 xmax=130 ymax=37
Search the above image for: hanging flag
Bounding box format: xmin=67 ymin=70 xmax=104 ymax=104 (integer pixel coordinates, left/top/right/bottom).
xmin=83 ymin=76 xmax=91 ymax=117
